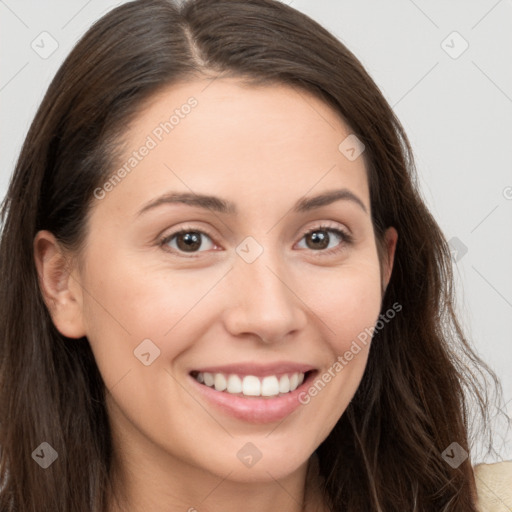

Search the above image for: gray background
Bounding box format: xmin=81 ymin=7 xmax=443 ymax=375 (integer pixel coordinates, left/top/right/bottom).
xmin=1 ymin=0 xmax=511 ymax=462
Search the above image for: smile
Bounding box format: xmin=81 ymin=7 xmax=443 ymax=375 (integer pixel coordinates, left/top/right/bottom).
xmin=188 ymin=363 xmax=317 ymax=423
xmin=191 ymin=371 xmax=306 ymax=397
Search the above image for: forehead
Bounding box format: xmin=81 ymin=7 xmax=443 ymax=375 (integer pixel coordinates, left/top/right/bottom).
xmin=94 ymin=77 xmax=369 ymax=217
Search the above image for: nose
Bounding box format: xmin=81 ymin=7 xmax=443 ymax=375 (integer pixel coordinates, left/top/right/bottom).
xmin=221 ymin=248 xmax=307 ymax=345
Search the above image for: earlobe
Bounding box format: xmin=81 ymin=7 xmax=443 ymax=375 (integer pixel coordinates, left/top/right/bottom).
xmin=33 ymin=230 xmax=86 ymax=339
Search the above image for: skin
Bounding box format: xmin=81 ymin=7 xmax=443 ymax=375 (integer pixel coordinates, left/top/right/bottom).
xmin=34 ymin=78 xmax=397 ymax=512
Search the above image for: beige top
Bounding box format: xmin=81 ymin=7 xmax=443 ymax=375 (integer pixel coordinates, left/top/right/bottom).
xmin=474 ymin=461 xmax=512 ymax=512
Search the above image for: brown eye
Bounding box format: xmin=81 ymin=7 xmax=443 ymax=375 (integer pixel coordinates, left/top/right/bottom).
xmin=297 ymin=225 xmax=353 ymax=254
xmin=305 ymin=230 xmax=330 ymax=250
xmin=162 ymin=230 xmax=215 ymax=254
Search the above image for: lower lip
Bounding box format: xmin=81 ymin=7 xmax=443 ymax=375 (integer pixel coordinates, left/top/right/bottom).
xmin=189 ymin=372 xmax=316 ymax=424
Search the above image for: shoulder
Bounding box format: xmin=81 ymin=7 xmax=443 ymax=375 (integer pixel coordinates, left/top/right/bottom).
xmin=474 ymin=460 xmax=512 ymax=511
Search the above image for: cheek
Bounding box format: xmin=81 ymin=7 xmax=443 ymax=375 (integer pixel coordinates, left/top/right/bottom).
xmin=294 ymin=259 xmax=383 ymax=441
xmin=79 ymin=248 xmax=221 ymax=387
xmin=302 ymin=258 xmax=383 ymax=352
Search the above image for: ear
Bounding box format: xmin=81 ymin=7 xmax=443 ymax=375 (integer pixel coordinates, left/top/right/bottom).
xmin=381 ymin=226 xmax=398 ymax=291
xmin=33 ymin=230 xmax=86 ymax=339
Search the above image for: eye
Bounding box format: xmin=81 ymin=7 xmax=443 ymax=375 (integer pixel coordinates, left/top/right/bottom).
xmin=159 ymin=223 xmax=353 ymax=258
xmin=160 ymin=226 xmax=216 ymax=255
xmin=296 ymin=224 xmax=353 ymax=255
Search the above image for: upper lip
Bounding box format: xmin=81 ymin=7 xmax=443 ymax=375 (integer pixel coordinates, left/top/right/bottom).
xmin=190 ymin=362 xmax=316 ymax=377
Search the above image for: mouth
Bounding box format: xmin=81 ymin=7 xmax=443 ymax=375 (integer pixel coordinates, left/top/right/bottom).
xmin=190 ymin=370 xmax=313 ymax=398
xmin=188 ymin=363 xmax=317 ymax=424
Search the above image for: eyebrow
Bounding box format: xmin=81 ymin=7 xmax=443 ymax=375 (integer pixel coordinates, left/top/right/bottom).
xmin=137 ymin=188 xmax=368 ymax=217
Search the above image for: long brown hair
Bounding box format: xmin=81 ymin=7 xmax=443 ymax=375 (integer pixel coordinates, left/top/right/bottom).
xmin=0 ymin=0 xmax=502 ymax=510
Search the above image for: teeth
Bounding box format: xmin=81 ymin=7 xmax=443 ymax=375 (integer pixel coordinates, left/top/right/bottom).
xmin=242 ymin=376 xmax=261 ymax=396
xmin=227 ymin=374 xmax=242 ymax=394
xmin=279 ymin=374 xmax=290 ymax=393
xmin=194 ymin=371 xmax=306 ymax=397
xmin=203 ymin=372 xmax=214 ymax=387
xmin=214 ymin=373 xmax=227 ymax=391
xmin=261 ymin=376 xmax=280 ymax=397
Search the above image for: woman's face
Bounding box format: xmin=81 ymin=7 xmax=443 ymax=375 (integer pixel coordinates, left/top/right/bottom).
xmin=48 ymin=78 xmax=396 ymax=485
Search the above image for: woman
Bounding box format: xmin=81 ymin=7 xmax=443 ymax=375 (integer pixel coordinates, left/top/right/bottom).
xmin=0 ymin=0 xmax=510 ymax=510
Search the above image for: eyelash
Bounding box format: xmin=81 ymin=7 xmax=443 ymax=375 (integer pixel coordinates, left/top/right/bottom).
xmin=159 ymin=223 xmax=354 ymax=258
